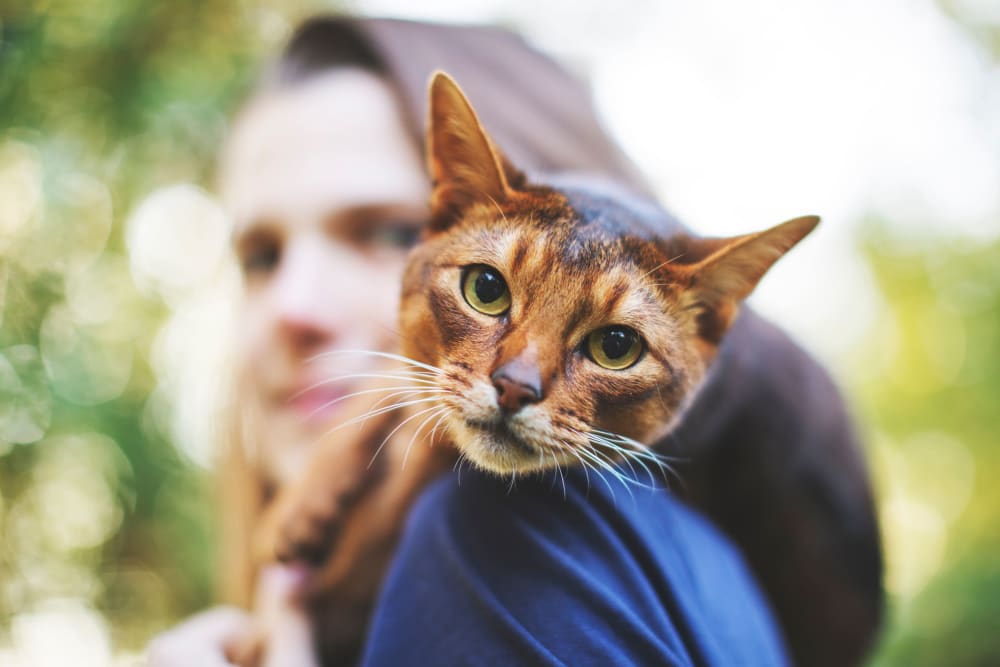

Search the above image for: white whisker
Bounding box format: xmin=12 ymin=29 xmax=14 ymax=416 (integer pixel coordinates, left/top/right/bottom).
xmin=573 ymin=445 xmax=620 ymax=501
xmin=367 ymin=403 xmax=444 ymax=469
xmin=566 ymin=427 xmax=653 ymax=490
xmin=454 ymin=452 xmax=468 ymax=486
xmin=309 ymin=349 xmax=446 ymax=376
xmin=590 ymin=428 xmax=686 ymax=488
xmin=305 ymin=385 xmax=445 ymax=420
xmin=365 ymin=388 xmax=445 ymax=416
xmin=586 ymin=432 xmax=643 ymax=481
xmin=583 ymin=443 xmax=638 ymax=499
xmin=553 ymin=440 xmax=591 ymax=494
xmin=585 ymin=432 xmax=659 ymax=487
xmin=553 ymin=453 xmax=567 ymax=500
xmin=323 ymin=396 xmax=442 ymax=438
xmin=639 ymin=251 xmax=688 ymax=280
xmin=305 ymin=372 xmax=440 ymax=389
xmin=426 ymin=408 xmax=453 ymax=448
xmin=401 ymin=406 xmax=451 ymax=470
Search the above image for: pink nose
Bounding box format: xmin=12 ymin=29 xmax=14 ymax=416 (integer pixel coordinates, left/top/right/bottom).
xmin=491 ymin=360 xmax=542 ymax=413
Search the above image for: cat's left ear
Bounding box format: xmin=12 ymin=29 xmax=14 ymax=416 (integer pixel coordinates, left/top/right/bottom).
xmin=679 ymin=215 xmax=819 ymax=341
xmin=427 ymin=72 xmax=514 ymax=229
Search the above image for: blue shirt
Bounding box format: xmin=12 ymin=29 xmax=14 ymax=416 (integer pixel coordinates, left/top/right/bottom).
xmin=360 ymin=466 xmax=788 ymax=666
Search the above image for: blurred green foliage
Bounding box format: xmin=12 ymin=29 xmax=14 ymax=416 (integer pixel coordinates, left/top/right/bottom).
xmin=863 ymin=231 xmax=1000 ymax=667
xmin=0 ymin=0 xmax=325 ymax=649
xmin=0 ymin=0 xmax=998 ymax=663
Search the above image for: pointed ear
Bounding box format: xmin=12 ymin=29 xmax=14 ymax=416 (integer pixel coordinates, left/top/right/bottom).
xmin=680 ymin=215 xmax=819 ymax=341
xmin=427 ymin=71 xmax=513 ymax=228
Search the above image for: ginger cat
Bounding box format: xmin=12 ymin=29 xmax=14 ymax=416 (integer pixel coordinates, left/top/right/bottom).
xmin=238 ymin=73 xmax=874 ymax=667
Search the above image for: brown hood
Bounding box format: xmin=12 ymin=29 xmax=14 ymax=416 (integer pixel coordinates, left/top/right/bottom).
xmin=274 ymin=16 xmax=652 ymax=195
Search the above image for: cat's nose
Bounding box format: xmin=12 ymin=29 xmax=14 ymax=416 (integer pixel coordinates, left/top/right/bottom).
xmin=491 ymin=360 xmax=542 ymax=412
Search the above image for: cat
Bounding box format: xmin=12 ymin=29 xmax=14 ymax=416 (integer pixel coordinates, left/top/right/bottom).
xmin=244 ymin=72 xmax=879 ymax=667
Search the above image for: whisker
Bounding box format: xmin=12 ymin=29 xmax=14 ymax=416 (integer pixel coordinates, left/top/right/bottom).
xmin=425 ymin=407 xmax=453 ymax=448
xmin=567 ymin=427 xmax=650 ymax=489
xmin=323 ymin=396 xmax=442 ymax=438
xmin=554 ymin=453 xmax=567 ymax=500
xmin=485 ymin=193 xmax=510 ymax=227
xmin=306 ymin=372 xmax=440 ymax=389
xmin=585 ymin=432 xmax=658 ymax=487
xmin=590 ymin=428 xmax=686 ymax=487
xmin=593 ymin=437 xmax=670 ymax=479
xmin=639 ymin=251 xmax=688 ymax=281
xmin=573 ymin=445 xmax=620 ymax=501
xmin=365 ymin=387 xmax=445 ymax=416
xmin=591 ymin=428 xmax=687 ymax=465
xmin=582 ymin=444 xmax=638 ymax=499
xmin=367 ymin=403 xmax=444 ymax=469
xmin=586 ymin=432 xmax=642 ymax=481
xmin=553 ymin=440 xmax=591 ymax=494
xmin=402 ymin=406 xmax=451 ymax=470
xmin=289 ymin=373 xmax=437 ymax=403
xmin=303 ymin=360 xmax=439 ymax=381
xmin=454 ymin=452 xmax=469 ymax=486
xmin=305 ymin=385 xmax=445 ymax=419
xmin=308 ymin=349 xmax=445 ymax=376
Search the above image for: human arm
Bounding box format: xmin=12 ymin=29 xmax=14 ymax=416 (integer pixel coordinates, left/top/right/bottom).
xmin=359 ymin=467 xmax=789 ymax=667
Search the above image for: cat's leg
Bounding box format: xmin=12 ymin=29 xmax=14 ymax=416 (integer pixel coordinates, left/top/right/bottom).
xmin=247 ymin=391 xmax=454 ymax=665
xmin=252 ymin=379 xmax=401 ymax=566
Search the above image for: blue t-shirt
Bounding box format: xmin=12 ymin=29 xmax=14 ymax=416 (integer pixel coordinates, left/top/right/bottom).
xmin=360 ymin=466 xmax=788 ymax=666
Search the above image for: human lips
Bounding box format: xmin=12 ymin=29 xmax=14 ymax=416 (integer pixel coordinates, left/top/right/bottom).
xmin=284 ymin=381 xmax=351 ymax=425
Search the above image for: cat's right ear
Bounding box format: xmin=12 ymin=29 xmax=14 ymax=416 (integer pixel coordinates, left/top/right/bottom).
xmin=676 ymin=215 xmax=819 ymax=343
xmin=427 ymin=72 xmax=512 ymax=230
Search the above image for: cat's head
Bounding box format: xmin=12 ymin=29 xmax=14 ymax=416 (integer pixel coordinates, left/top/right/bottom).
xmin=398 ymin=72 xmax=818 ymax=475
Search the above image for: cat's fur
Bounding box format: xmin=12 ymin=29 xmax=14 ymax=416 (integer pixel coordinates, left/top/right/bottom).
xmin=246 ymin=73 xmax=878 ymax=667
xmin=395 ymin=73 xmax=817 ymax=482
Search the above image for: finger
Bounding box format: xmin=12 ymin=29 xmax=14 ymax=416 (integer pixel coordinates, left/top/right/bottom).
xmin=147 ymin=607 xmax=252 ymax=667
xmin=261 ymin=606 xmax=318 ymax=667
xmin=254 ymin=565 xmax=320 ymax=667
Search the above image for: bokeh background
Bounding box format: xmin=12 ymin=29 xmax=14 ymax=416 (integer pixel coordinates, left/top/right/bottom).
xmin=1 ymin=1 xmax=998 ymax=664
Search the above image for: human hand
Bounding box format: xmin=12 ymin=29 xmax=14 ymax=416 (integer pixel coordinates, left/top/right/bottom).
xmin=147 ymin=566 xmax=318 ymax=667
xmin=147 ymin=606 xmax=251 ymax=667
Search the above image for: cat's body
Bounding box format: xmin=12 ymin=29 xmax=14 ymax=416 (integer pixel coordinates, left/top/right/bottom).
xmin=247 ymin=73 xmax=882 ymax=667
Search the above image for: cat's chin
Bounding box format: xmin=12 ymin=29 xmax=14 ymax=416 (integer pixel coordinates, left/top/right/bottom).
xmin=451 ymin=418 xmax=546 ymax=475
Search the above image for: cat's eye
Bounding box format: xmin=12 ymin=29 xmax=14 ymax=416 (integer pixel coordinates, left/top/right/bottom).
xmin=586 ymin=326 xmax=643 ymax=370
xmin=462 ymin=265 xmax=511 ymax=316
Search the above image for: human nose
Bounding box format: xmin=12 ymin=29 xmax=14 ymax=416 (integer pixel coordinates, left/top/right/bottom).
xmin=271 ymin=238 xmax=338 ymax=357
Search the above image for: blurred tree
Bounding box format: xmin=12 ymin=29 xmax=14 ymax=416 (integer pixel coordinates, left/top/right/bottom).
xmin=862 ymin=2 xmax=1000 ymax=664
xmin=0 ymin=0 xmax=330 ymax=650
xmin=862 ymin=231 xmax=1000 ymax=667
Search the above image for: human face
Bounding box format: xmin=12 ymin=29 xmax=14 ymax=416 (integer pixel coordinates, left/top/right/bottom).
xmin=220 ymin=69 xmax=430 ymax=466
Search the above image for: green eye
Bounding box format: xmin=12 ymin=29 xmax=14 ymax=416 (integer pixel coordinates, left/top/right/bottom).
xmin=586 ymin=326 xmax=643 ymax=370
xmin=462 ymin=265 xmax=511 ymax=316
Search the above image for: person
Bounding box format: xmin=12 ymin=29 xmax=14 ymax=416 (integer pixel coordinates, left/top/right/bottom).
xmin=148 ymin=16 xmax=882 ymax=667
